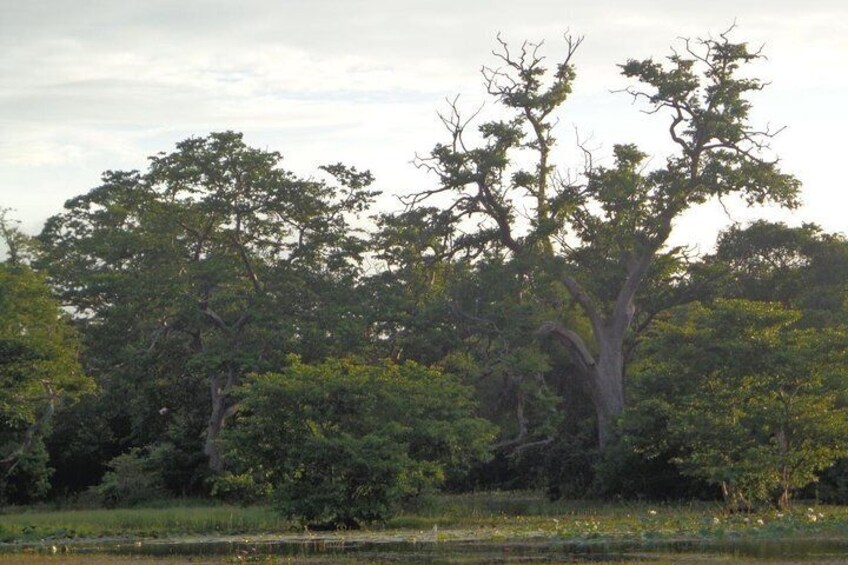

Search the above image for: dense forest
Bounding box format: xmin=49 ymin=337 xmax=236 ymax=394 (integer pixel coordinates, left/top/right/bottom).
xmin=2 ymin=31 xmax=847 ymax=528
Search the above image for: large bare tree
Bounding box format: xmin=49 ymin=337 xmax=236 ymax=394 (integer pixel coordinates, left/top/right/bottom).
xmin=412 ymin=29 xmax=800 ymax=447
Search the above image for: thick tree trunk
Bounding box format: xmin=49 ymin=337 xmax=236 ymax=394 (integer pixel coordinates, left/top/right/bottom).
xmin=197 ymin=304 xmax=250 ymax=474
xmin=591 ymin=341 xmax=625 ymax=449
xmin=540 ymin=321 xmax=627 ymax=449
xmin=549 ymin=253 xmax=651 ymax=449
xmin=204 ymin=370 xmax=238 ymax=473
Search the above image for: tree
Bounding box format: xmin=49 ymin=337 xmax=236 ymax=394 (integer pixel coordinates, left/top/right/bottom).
xmin=628 ymin=299 xmax=848 ymax=509
xmin=220 ymin=358 xmax=495 ymax=527
xmin=412 ymin=29 xmax=799 ymax=447
xmin=702 ymin=221 xmax=848 ymax=325
xmin=38 ymin=132 xmax=377 ymax=474
xmin=363 ymin=207 xmax=466 ymax=364
xmin=0 ymin=213 xmax=93 ymax=501
xmin=366 ymin=208 xmax=578 ymax=488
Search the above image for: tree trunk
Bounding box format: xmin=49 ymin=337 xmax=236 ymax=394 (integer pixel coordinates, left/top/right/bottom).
xmin=545 ymin=252 xmax=651 ymax=449
xmin=204 ymin=370 xmax=238 ymax=473
xmin=778 ymin=461 xmax=792 ymax=509
xmin=591 ymin=341 xmax=625 ymax=449
xmin=540 ymin=320 xmax=627 ymax=449
xmin=204 ymin=374 xmax=226 ymax=473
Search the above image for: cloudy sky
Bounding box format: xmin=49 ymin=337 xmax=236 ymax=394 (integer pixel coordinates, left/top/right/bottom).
xmin=1 ymin=0 xmax=845 ymax=251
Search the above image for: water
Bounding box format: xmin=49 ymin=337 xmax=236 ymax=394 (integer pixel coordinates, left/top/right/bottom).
xmin=7 ymin=536 xmax=848 ymax=563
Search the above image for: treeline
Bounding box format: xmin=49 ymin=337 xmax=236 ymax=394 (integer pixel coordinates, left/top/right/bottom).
xmin=2 ymin=30 xmax=847 ymax=525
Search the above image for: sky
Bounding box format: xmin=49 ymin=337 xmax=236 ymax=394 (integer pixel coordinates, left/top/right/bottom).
xmin=1 ymin=0 xmax=846 ymax=253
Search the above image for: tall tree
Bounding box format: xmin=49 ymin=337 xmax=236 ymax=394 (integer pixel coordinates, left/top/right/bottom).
xmin=412 ymin=30 xmax=799 ymax=447
xmin=702 ymin=221 xmax=848 ymax=325
xmin=0 ymin=212 xmax=92 ymax=500
xmin=628 ymin=300 xmax=848 ymax=509
xmin=38 ymin=132 xmax=377 ymax=473
xmin=366 ymin=208 xmax=570 ymax=468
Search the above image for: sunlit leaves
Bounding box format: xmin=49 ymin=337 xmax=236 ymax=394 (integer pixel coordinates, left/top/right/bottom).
xmin=630 ymin=299 xmax=848 ymax=508
xmin=221 ymin=358 xmax=496 ymax=525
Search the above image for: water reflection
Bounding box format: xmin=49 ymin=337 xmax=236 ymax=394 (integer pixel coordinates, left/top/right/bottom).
xmin=15 ymin=537 xmax=846 ymax=563
xmin=82 ymin=539 xmax=635 ymax=562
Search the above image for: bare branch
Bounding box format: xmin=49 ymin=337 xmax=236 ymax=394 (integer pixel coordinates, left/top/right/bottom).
xmin=612 ymin=252 xmax=654 ymax=336
xmin=200 ymin=303 xmax=229 ymax=330
xmin=538 ymin=320 xmax=597 ymax=372
xmin=560 ymin=275 xmax=603 ymax=332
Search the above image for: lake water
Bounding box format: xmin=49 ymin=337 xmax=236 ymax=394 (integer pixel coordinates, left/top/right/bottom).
xmin=6 ymin=536 xmax=848 ymax=563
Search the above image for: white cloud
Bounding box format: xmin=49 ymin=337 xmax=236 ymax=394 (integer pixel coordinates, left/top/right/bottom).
xmin=0 ymin=0 xmax=845 ymax=245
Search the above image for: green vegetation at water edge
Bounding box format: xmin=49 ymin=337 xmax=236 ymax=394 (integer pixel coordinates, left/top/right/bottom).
xmin=0 ymin=503 xmax=282 ymax=542
xmin=2 ymin=493 xmax=848 ymax=546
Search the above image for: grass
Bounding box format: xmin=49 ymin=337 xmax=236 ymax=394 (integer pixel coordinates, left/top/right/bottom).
xmin=0 ymin=503 xmax=283 ymax=542
xmin=1 ymin=491 xmax=848 ymax=562
xmin=389 ymin=491 xmax=848 ymax=542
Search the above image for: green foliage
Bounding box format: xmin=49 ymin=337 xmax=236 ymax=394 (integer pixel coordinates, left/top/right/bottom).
xmin=627 ymin=299 xmax=848 ymax=509
xmin=0 ymin=218 xmax=93 ymax=501
xmin=619 ymin=34 xmax=801 ymax=209
xmin=37 ymin=131 xmax=378 ymax=476
xmin=221 ymin=358 xmax=496 ymax=526
xmin=415 ymin=28 xmax=800 ymax=450
xmin=93 ymin=447 xmax=167 ymax=508
xmin=373 ymin=239 xmax=592 ymax=494
xmin=365 ymin=208 xmax=574 ymax=490
xmin=702 ymin=221 xmax=848 ymax=326
xmin=0 ymin=442 xmax=53 ymax=505
xmin=0 ymin=266 xmax=89 ymax=426
xmin=364 ymin=207 xmax=465 ymax=364
xmin=44 ymin=395 xmax=119 ymax=495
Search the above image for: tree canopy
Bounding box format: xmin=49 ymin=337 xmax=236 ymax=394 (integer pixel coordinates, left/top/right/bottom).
xmin=0 ymin=29 xmax=841 ymax=512
xmin=221 ymin=358 xmax=496 ymax=526
xmin=38 ymin=131 xmax=378 ymax=473
xmin=411 ymin=29 xmax=800 ymax=447
xmin=0 ymin=214 xmax=93 ymax=502
xmin=628 ymin=300 xmax=848 ymax=508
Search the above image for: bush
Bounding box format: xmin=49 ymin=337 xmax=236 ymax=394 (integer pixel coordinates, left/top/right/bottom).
xmin=628 ymin=300 xmax=848 ymax=509
xmin=0 ymin=440 xmax=52 ymax=505
xmin=221 ymin=358 xmax=496 ymax=527
xmin=93 ymin=447 xmax=166 ymax=507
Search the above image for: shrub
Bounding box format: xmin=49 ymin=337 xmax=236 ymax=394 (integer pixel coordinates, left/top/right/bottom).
xmin=0 ymin=440 xmax=52 ymax=505
xmin=628 ymin=300 xmax=848 ymax=509
xmin=93 ymin=447 xmax=166 ymax=507
xmin=221 ymin=358 xmax=496 ymax=527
